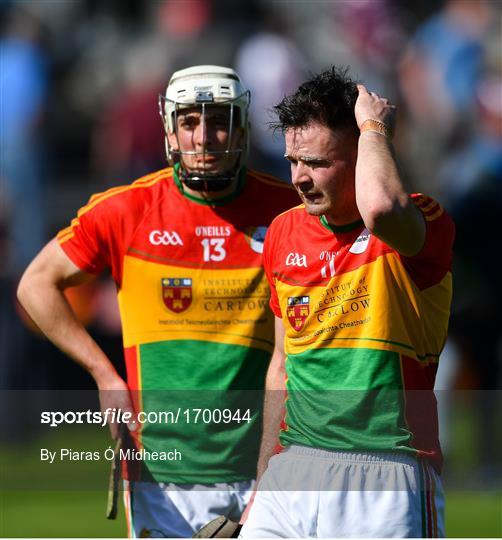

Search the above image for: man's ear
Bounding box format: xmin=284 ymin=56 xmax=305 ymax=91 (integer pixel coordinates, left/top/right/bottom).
xmin=167 ymin=131 xmax=179 ymax=150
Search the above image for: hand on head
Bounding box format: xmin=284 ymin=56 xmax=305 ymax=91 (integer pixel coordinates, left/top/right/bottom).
xmin=355 ymin=84 xmax=396 ymax=133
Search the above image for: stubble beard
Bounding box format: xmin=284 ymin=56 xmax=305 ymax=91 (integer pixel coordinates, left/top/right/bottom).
xmin=303 ymin=203 xmax=326 ymax=217
xmin=300 ymin=194 xmax=331 ymax=217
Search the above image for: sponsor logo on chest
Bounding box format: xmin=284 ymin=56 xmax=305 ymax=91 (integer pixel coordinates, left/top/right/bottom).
xmin=287 ymin=296 xmax=310 ymax=331
xmin=161 ymin=278 xmax=192 ymax=313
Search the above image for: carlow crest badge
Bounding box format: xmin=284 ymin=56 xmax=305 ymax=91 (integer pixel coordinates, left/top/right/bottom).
xmin=161 ymin=278 xmax=192 ymax=313
xmin=287 ymin=296 xmax=310 ymax=332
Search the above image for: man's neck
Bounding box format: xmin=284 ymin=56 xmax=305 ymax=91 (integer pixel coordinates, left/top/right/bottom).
xmin=324 ymin=209 xmax=362 ymax=228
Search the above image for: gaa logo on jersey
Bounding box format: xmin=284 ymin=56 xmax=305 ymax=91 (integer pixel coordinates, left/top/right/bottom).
xmin=161 ymin=278 xmax=192 ymax=313
xmin=287 ymin=296 xmax=310 ymax=332
xmin=149 ymin=230 xmax=184 ymax=246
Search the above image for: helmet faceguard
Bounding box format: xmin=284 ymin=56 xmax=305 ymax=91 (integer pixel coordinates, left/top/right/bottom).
xmin=159 ymin=65 xmax=250 ymax=191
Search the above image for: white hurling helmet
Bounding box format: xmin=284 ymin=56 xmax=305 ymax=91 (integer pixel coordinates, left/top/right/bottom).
xmin=159 ymin=65 xmax=250 ymax=190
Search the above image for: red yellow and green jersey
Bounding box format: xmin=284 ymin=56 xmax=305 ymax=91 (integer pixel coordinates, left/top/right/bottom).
xmin=57 ymin=165 xmax=298 ymax=483
xmin=263 ymin=194 xmax=454 ymax=472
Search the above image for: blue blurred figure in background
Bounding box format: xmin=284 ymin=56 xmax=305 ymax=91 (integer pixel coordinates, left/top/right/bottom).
xmin=0 ymin=6 xmax=49 ymax=277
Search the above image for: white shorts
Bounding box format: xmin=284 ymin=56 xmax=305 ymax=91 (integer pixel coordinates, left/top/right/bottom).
xmin=240 ymin=446 xmax=444 ymax=538
xmin=124 ymin=479 xmax=254 ymax=538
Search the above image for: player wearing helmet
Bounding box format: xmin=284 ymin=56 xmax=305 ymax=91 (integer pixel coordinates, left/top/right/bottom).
xmin=160 ymin=65 xmax=251 ymax=192
xmin=17 ymin=65 xmax=299 ymax=537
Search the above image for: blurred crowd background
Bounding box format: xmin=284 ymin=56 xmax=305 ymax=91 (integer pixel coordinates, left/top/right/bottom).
xmin=1 ymin=0 xmax=501 ymax=487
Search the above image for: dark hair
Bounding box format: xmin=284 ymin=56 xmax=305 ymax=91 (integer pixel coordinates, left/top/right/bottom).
xmin=272 ymin=66 xmax=359 ymax=134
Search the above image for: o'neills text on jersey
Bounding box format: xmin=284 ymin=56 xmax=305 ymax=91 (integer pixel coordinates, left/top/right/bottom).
xmin=195 ymin=226 xmax=232 ymax=237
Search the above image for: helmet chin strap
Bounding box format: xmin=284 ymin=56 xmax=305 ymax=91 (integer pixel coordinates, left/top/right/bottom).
xmin=179 ymin=167 xmax=237 ymax=193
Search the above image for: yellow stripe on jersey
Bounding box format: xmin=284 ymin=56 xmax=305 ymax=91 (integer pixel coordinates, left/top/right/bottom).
xmin=275 ymin=252 xmax=451 ymax=362
xmin=420 ymin=199 xmax=439 ymax=213
xmin=425 ymin=207 xmax=444 ymax=221
xmin=57 ymin=217 xmax=81 ymax=243
xmin=56 ymin=228 xmax=74 ymax=243
xmin=57 ymin=232 xmax=75 ymax=244
xmin=132 ymin=168 xmax=171 ymax=184
xmin=76 ymin=170 xmax=170 ymax=218
xmin=85 ymin=185 xmax=131 ymax=208
xmin=413 ymin=194 xmax=444 ymax=222
xmin=118 ymin=254 xmax=274 ymax=352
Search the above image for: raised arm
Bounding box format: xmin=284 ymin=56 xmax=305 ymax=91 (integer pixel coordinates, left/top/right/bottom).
xmin=17 ymin=239 xmax=135 ymax=438
xmin=354 ymin=84 xmax=425 ymax=257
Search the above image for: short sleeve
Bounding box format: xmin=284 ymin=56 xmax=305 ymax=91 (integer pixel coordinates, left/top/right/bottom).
xmin=263 ymin=225 xmax=282 ymax=318
xmin=57 ymin=202 xmax=110 ymax=274
xmin=56 ymin=190 xmax=130 ymax=284
xmin=400 ymin=194 xmax=455 ymax=290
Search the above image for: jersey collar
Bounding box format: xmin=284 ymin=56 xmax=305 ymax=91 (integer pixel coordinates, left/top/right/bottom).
xmin=319 ymin=214 xmax=364 ymax=234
